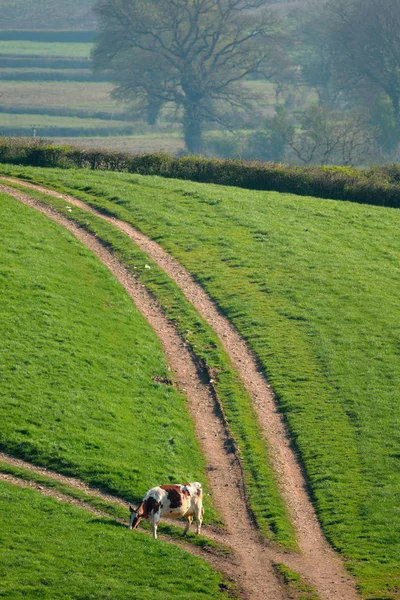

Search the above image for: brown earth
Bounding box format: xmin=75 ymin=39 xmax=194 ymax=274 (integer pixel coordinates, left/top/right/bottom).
xmin=0 ymin=181 xmax=362 ymax=600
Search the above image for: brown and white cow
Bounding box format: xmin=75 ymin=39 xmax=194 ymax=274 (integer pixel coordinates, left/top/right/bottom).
xmin=129 ymin=482 xmax=203 ymax=539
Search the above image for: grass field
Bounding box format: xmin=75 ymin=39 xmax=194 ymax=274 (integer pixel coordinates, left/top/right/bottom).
xmin=0 ymin=113 xmax=131 ymax=130
xmin=1 ymin=178 xmax=297 ymax=549
xmin=0 ymin=482 xmax=229 ymax=599
xmin=53 ymin=135 xmax=185 ymax=153
xmin=0 ymin=82 xmax=123 ymax=112
xmin=0 ymin=191 xmax=218 ymax=517
xmin=0 ymin=41 xmax=92 ymax=58
xmin=0 ymin=39 xmax=134 ymax=139
xmin=3 ymin=165 xmax=398 ymax=599
xmin=0 ymin=67 xmax=92 ymax=77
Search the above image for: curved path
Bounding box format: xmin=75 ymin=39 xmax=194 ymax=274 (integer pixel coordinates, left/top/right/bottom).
xmin=0 ymin=180 xmax=361 ymax=600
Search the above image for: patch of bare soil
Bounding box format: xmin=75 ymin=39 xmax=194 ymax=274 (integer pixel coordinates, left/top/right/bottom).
xmin=1 ymin=180 xmax=362 ymax=600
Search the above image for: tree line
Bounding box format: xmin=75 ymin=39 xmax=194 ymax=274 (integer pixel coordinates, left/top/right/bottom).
xmin=93 ymin=0 xmax=400 ymax=165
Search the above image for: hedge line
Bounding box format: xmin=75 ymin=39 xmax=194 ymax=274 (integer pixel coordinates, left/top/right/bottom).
xmin=1 ymin=138 xmax=399 ymax=208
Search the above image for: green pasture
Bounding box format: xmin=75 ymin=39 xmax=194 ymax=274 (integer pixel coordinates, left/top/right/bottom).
xmin=3 ymin=165 xmax=399 ymax=599
xmin=0 ymin=40 xmax=92 ymax=58
xmin=0 ymin=482 xmax=230 ymax=600
xmin=0 ymin=191 xmax=218 ymax=519
xmin=0 ymin=67 xmax=91 ymax=76
xmin=1 ymin=179 xmax=297 ymax=548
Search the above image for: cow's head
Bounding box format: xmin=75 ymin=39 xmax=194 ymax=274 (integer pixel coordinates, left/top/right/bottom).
xmin=129 ymin=503 xmax=143 ymax=530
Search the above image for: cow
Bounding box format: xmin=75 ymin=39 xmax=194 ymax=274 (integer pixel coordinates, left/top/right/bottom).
xmin=129 ymin=482 xmax=204 ymax=539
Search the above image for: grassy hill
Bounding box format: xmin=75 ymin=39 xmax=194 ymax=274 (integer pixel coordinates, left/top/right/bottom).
xmin=0 ymin=185 xmax=240 ymax=596
xmin=1 ymin=483 xmax=227 ymax=600
xmin=0 ymin=190 xmax=215 ymax=504
xmin=2 ymin=164 xmax=398 ymax=599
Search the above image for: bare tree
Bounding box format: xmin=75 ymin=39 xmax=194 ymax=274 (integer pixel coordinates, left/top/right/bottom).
xmin=93 ymin=0 xmax=283 ymax=153
xmin=272 ymin=105 xmax=376 ymax=166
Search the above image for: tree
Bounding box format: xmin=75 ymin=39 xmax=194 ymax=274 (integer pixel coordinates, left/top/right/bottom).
xmin=93 ymin=0 xmax=283 ymax=153
xmin=326 ymin=0 xmax=400 ymax=126
xmin=290 ymin=0 xmax=338 ymax=108
xmin=271 ymin=105 xmax=376 ymax=166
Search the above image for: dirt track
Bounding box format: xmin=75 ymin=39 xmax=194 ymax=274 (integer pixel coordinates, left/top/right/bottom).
xmin=0 ymin=180 xmax=361 ymax=600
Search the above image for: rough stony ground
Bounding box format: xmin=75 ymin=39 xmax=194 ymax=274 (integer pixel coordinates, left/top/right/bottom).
xmin=0 ymin=181 xmax=362 ymax=600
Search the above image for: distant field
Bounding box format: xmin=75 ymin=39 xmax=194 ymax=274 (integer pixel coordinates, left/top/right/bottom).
xmin=0 ymin=68 xmax=110 ymax=83
xmin=0 ymin=112 xmax=131 ymax=130
xmin=0 ymin=67 xmax=92 ymax=77
xmin=0 ymin=483 xmax=227 ymax=600
xmin=0 ymin=81 xmax=124 ymax=113
xmin=1 ymin=0 xmax=96 ymax=30
xmin=0 ymin=41 xmax=92 ymax=58
xmin=0 ymin=33 xmax=282 ymax=151
xmin=0 ymin=191 xmax=215 ymax=511
xmin=54 ymin=135 xmax=185 ymax=153
xmin=4 ymin=165 xmax=399 ymax=599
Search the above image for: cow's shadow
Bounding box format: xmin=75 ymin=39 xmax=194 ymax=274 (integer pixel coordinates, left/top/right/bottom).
xmin=89 ymin=517 xmax=127 ymax=529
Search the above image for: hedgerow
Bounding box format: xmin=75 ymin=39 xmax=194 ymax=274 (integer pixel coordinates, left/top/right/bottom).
xmin=1 ymin=137 xmax=399 ymax=207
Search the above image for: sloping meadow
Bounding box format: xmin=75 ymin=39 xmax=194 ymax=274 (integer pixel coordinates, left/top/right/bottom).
xmin=0 ymin=482 xmax=228 ymax=600
xmin=0 ymin=190 xmax=214 ymax=506
xmin=2 ymin=164 xmax=399 ymax=599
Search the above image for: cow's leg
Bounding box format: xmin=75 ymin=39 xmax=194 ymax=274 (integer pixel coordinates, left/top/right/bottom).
xmin=152 ymin=512 xmax=161 ymax=539
xmin=195 ymin=506 xmax=203 ymax=535
xmin=183 ymin=515 xmax=193 ymax=536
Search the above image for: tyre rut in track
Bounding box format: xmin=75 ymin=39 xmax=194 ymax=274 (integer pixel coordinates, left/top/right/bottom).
xmin=1 ymin=181 xmax=361 ymax=600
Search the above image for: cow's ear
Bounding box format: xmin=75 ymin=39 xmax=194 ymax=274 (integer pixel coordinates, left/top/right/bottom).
xmin=129 ymin=505 xmax=137 ymax=513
